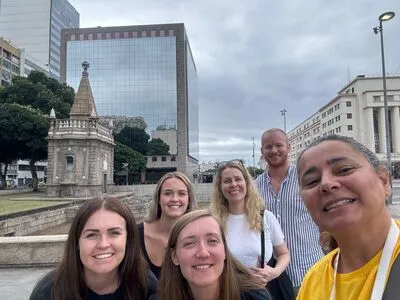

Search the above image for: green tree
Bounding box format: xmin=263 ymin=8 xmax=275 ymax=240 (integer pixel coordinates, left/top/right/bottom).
xmin=0 ymin=71 xmax=74 ymax=190
xmin=147 ymin=138 xmax=170 ymax=155
xmin=0 ymin=103 xmax=49 ymax=190
xmin=114 ymin=126 xmax=150 ymax=155
xmin=247 ymin=166 xmax=264 ymax=178
xmin=114 ymin=142 xmax=146 ymax=184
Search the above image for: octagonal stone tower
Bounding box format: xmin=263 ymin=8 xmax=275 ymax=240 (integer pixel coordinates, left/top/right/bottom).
xmin=46 ymin=62 xmax=115 ymax=198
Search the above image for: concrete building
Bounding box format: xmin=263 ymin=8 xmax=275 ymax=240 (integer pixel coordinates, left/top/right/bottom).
xmin=287 ymin=75 xmax=400 ymax=177
xmin=0 ymin=0 xmax=79 ymax=79
xmin=47 ymin=62 xmax=114 ymax=197
xmin=60 ymin=23 xmax=199 ymax=182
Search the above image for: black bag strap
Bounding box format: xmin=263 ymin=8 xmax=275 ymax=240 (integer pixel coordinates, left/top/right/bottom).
xmin=382 ymin=254 xmax=400 ymax=299
xmin=260 ymin=210 xmax=265 ymax=268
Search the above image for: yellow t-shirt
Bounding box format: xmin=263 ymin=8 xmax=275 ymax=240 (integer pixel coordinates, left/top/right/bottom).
xmin=297 ymin=221 xmax=400 ymax=300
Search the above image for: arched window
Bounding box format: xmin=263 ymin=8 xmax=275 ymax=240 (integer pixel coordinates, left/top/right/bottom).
xmin=66 ymin=156 xmax=74 ymax=170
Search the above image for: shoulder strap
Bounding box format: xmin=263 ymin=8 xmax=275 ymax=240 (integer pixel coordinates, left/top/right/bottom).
xmin=260 ymin=210 xmax=265 ymax=268
xmin=382 ymin=254 xmax=400 ymax=299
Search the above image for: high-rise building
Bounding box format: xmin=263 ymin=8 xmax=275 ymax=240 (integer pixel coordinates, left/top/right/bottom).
xmin=0 ymin=0 xmax=79 ymax=79
xmin=287 ymin=75 xmax=400 ymax=177
xmin=60 ymin=23 xmax=199 ymax=181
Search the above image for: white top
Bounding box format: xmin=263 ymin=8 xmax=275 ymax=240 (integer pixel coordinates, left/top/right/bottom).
xmin=226 ymin=210 xmax=285 ymax=267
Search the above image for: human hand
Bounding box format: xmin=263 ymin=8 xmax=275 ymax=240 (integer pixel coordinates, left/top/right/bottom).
xmin=250 ymin=266 xmax=279 ymax=285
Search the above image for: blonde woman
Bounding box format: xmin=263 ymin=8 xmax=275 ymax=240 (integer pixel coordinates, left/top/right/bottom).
xmin=137 ymin=172 xmax=196 ymax=278
xmin=211 ymin=160 xmax=293 ymax=300
xmin=157 ymin=209 xmax=271 ymax=300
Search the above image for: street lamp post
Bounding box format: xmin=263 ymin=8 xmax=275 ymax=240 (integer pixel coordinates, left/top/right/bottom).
xmin=280 ymin=109 xmax=287 ymax=132
xmin=373 ymin=11 xmax=395 ymax=203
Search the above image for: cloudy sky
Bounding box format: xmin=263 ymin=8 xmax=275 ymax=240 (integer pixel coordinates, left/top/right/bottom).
xmin=69 ymin=0 xmax=400 ymax=165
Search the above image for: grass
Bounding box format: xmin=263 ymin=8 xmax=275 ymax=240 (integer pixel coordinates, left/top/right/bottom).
xmin=0 ymin=199 xmax=68 ymax=216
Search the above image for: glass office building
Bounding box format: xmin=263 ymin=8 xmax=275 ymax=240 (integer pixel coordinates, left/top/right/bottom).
xmin=61 ymin=24 xmax=199 ymax=179
xmin=0 ymin=0 xmax=79 ymax=80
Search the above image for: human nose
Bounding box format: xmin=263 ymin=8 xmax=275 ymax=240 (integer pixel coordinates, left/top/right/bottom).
xmin=97 ymin=235 xmax=111 ymax=248
xmin=195 ymin=241 xmax=210 ymax=258
xmin=320 ymin=172 xmax=340 ymax=193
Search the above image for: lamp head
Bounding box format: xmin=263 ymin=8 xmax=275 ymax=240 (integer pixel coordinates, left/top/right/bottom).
xmin=379 ymin=12 xmax=395 ymax=22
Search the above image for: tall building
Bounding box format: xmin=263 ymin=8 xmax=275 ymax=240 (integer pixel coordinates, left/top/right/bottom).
xmin=0 ymin=0 xmax=79 ymax=79
xmin=60 ymin=23 xmax=199 ymax=182
xmin=287 ymin=75 xmax=400 ymax=177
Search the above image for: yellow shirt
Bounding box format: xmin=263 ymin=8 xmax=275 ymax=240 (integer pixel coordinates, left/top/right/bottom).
xmin=297 ymin=221 xmax=400 ymax=300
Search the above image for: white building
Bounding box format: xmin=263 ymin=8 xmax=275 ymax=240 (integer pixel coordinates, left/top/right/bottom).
xmin=288 ymin=75 xmax=400 ymax=174
xmin=4 ymin=160 xmax=47 ymax=187
xmin=0 ymin=0 xmax=79 ymax=79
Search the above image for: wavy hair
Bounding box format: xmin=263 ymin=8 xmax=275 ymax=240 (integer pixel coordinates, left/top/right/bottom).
xmin=146 ymin=171 xmax=197 ymax=222
xmin=158 ymin=210 xmax=265 ymax=300
xmin=51 ymin=196 xmax=149 ymax=300
xmin=296 ymin=134 xmax=390 ymax=253
xmin=211 ymin=162 xmax=263 ymax=231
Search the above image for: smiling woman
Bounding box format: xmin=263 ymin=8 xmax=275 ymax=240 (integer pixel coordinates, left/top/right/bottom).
xmin=157 ymin=210 xmax=272 ymax=300
xmin=296 ymin=135 xmax=400 ymax=300
xmin=29 ymin=196 xmax=157 ymax=300
xmin=137 ymin=172 xmax=197 ymax=279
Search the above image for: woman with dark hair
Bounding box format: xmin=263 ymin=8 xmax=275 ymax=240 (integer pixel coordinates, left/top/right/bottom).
xmin=29 ymin=196 xmax=157 ymax=300
xmin=296 ymin=135 xmax=400 ymax=300
xmin=137 ymin=171 xmax=196 ymax=278
xmin=157 ymin=209 xmax=272 ymax=300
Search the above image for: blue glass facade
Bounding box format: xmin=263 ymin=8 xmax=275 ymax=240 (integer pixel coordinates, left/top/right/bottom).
xmin=50 ymin=0 xmax=79 ymax=79
xmin=66 ymin=36 xmax=178 ymax=152
xmin=187 ymin=44 xmax=199 ymax=160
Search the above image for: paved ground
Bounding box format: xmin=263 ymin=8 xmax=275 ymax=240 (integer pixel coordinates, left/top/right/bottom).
xmin=0 ymin=267 xmax=51 ymax=300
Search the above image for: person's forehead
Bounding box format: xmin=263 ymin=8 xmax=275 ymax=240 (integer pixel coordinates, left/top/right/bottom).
xmin=262 ymin=131 xmax=287 ymax=143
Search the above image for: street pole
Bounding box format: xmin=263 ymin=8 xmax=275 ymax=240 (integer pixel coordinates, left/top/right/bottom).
xmin=252 ymin=137 xmax=256 ymax=177
xmin=281 ymin=109 xmax=287 ymax=132
xmin=374 ymin=12 xmax=395 ymax=204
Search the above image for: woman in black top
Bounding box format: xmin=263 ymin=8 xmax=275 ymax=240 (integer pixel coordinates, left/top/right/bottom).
xmin=138 ymin=172 xmax=196 ymax=278
xmin=29 ymin=197 xmax=157 ymax=300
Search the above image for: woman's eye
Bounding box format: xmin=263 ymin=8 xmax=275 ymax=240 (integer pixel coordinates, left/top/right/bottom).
xmin=303 ymin=179 xmax=318 ymax=188
xmin=208 ymin=239 xmax=218 ymax=245
xmin=338 ymin=166 xmax=353 ymax=174
xmin=183 ymin=241 xmax=195 ymax=248
xmin=86 ymin=233 xmax=98 ymax=239
xmin=110 ymin=231 xmax=121 ymax=237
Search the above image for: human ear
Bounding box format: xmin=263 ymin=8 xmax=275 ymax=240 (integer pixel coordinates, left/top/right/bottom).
xmin=377 ymin=166 xmax=392 ymax=198
xmin=171 ymin=250 xmax=179 ymax=266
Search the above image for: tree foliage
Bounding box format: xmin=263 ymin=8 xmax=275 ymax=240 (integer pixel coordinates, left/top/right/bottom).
xmin=0 ymin=71 xmax=74 ymax=190
xmin=0 ymin=103 xmax=49 ymax=189
xmin=147 ymin=138 xmax=170 ymax=155
xmin=114 ymin=126 xmax=150 ymax=155
xmin=114 ymin=142 xmax=146 ymax=173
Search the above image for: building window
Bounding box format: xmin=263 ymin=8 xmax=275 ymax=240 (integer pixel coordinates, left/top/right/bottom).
xmin=347 ymin=113 xmax=352 ymax=119
xmin=161 ymin=156 xmax=166 ymax=162
xmin=347 ymin=125 xmax=353 ymax=131
xmin=373 ymin=96 xmax=381 ymax=103
xmin=66 ymin=156 xmax=74 ymax=170
xmin=346 ymin=101 xmax=352 ymax=107
xmin=171 ymin=156 xmax=176 ymax=162
xmin=387 ymin=95 xmax=394 ymax=102
xmin=152 ymin=157 xmax=157 ymax=162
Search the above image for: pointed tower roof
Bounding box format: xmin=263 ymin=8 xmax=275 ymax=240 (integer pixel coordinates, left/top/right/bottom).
xmin=69 ymin=61 xmax=98 ymax=119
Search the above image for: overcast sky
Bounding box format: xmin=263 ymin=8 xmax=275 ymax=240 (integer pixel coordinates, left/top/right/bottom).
xmin=69 ymin=0 xmax=400 ymax=165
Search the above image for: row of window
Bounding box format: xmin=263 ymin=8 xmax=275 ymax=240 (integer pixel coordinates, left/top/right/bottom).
xmin=322 ymin=101 xmax=352 ymax=118
xmin=322 ymin=113 xmax=352 ymax=128
xmin=373 ymin=95 xmax=395 ymax=102
xmin=149 ymin=156 xmax=176 ymax=162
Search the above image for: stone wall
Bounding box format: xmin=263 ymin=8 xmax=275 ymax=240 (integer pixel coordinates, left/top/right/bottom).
xmin=0 ymin=204 xmax=79 ymax=237
xmin=0 ymin=235 xmax=67 ymax=267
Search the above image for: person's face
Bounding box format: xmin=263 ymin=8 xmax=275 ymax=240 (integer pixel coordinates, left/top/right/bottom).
xmin=298 ymin=141 xmax=391 ymax=234
xmin=172 ymin=216 xmax=226 ymax=291
xmin=79 ymin=209 xmax=127 ymax=279
xmin=261 ymin=131 xmax=291 ymax=168
xmin=159 ymin=177 xmax=189 ymax=218
xmin=220 ymin=167 xmax=247 ymax=207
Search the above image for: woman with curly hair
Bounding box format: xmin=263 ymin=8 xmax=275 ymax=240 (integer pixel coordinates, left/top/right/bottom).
xmin=211 ymin=160 xmax=292 ymax=299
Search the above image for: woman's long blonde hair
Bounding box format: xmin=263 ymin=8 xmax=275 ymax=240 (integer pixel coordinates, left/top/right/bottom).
xmin=211 ymin=161 xmax=263 ymax=231
xmin=158 ymin=210 xmax=266 ymax=300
